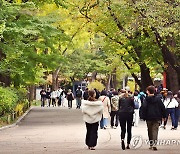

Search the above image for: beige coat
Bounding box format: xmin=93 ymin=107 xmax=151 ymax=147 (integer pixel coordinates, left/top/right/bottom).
xmin=82 ymin=100 xmax=103 ymax=124
xmin=99 ymin=96 xmax=111 ymax=118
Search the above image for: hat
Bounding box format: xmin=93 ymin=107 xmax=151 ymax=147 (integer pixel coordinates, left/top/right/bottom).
xmin=163 ymin=88 xmax=168 ymax=91
xmin=125 ymin=86 xmax=130 ymax=91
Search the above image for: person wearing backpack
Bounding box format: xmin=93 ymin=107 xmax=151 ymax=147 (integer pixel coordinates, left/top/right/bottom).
xmin=76 ymin=86 xmax=82 ymax=109
xmin=133 ymin=91 xmax=141 ymax=127
xmin=110 ymin=91 xmax=119 ymax=129
xmin=140 ymin=86 xmax=166 ymax=151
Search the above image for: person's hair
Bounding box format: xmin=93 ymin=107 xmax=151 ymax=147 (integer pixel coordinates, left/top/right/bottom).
xmin=166 ymin=91 xmax=173 ymax=101
xmin=146 ymin=86 xmax=155 ymax=94
xmin=120 ymin=89 xmax=126 ymax=93
xmin=134 ymin=91 xmax=139 ymax=96
xmin=112 ymin=91 xmax=118 ymax=95
xmin=68 ymin=89 xmax=71 ymax=92
xmin=88 ymin=90 xmax=96 ymax=101
xmin=177 ymin=90 xmax=180 ymax=99
xmin=101 ymin=90 xmax=107 ymax=96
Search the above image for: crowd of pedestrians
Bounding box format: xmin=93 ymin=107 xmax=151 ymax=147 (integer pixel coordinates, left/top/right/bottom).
xmin=40 ymin=85 xmax=180 ymax=151
xmin=81 ymin=86 xmax=180 ymax=151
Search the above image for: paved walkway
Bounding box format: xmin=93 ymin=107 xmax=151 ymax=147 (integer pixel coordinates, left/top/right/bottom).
xmin=0 ymin=103 xmax=180 ymax=154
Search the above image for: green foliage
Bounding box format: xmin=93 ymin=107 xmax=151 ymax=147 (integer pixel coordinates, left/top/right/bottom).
xmin=87 ymin=80 xmax=105 ymax=91
xmin=0 ymin=87 xmax=18 ymax=115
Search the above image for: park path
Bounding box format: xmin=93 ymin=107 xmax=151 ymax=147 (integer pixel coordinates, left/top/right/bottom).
xmin=0 ymin=104 xmax=180 ymax=154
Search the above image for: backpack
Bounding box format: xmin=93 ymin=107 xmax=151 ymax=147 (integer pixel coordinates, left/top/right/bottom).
xmin=111 ymin=96 xmax=119 ymax=111
xmin=76 ymin=89 xmax=82 ymax=97
xmin=134 ymin=98 xmax=139 ymax=109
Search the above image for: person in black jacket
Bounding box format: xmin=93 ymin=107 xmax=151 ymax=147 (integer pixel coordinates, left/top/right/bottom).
xmin=118 ymin=90 xmax=134 ymax=150
xmin=83 ymin=88 xmax=89 ymax=100
xmin=140 ymin=85 xmax=166 ymax=151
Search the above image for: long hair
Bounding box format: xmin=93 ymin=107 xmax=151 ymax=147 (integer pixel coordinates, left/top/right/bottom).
xmin=177 ymin=90 xmax=180 ymax=99
xmin=88 ymin=90 xmax=96 ymax=101
xmin=166 ymin=91 xmax=173 ymax=101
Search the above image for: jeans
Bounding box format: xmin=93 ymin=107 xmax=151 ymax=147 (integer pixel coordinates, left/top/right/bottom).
xmin=174 ymin=108 xmax=180 ymax=128
xmin=41 ymin=97 xmax=46 ymax=107
xmin=133 ymin=109 xmax=140 ymax=127
xmin=164 ymin=108 xmax=176 ymax=127
xmin=76 ymin=98 xmax=81 ymax=109
xmin=68 ymin=100 xmax=72 ymax=108
xmin=100 ymin=116 xmax=108 ymax=128
xmin=146 ymin=120 xmax=160 ymax=147
xmin=85 ymin=122 xmax=99 ymax=147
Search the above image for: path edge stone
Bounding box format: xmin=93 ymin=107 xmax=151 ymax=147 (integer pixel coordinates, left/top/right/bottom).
xmin=0 ymin=106 xmax=33 ymax=131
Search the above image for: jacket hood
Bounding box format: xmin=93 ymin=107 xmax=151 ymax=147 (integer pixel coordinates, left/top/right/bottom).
xmin=146 ymin=96 xmax=157 ymax=104
xmin=82 ymin=100 xmax=103 ymax=106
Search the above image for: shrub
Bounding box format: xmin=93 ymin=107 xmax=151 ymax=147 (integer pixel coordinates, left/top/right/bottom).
xmin=0 ymin=87 xmax=18 ymax=115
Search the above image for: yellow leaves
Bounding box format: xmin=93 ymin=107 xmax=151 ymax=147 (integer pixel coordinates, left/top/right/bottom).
xmin=15 ymin=0 xmax=22 ymax=4
xmin=37 ymin=4 xmax=58 ymax=16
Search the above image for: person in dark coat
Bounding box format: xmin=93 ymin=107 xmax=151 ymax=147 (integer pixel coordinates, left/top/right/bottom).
xmin=83 ymin=88 xmax=89 ymax=100
xmin=140 ymin=86 xmax=166 ymax=151
xmin=118 ymin=90 xmax=134 ymax=150
xmin=66 ymin=89 xmax=74 ymax=109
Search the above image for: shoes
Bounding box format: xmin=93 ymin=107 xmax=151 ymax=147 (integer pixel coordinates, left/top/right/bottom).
xmin=121 ymin=140 xmax=125 ymax=150
xmin=113 ymin=126 xmax=117 ymax=129
xmin=126 ymin=145 xmax=130 ymax=149
xmin=171 ymin=127 xmax=175 ymax=130
xmin=89 ymin=147 xmax=95 ymax=150
xmin=149 ymin=146 xmax=157 ymax=151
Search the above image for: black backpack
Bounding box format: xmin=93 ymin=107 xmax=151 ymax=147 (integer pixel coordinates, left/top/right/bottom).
xmin=76 ymin=90 xmax=82 ymax=97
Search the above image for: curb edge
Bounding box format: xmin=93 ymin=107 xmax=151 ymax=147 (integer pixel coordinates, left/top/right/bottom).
xmin=0 ymin=106 xmax=33 ymax=131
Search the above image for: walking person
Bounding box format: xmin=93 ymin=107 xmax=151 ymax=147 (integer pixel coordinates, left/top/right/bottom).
xmin=40 ymin=88 xmax=46 ymax=107
xmin=118 ymin=89 xmax=134 ymax=150
xmin=174 ymin=90 xmax=180 ymax=129
xmin=51 ymin=89 xmax=57 ymax=107
xmin=76 ymin=86 xmax=82 ymax=109
xmin=110 ymin=91 xmax=119 ymax=129
xmin=99 ymin=90 xmax=111 ymax=129
xmin=82 ymin=90 xmax=103 ymax=150
xmin=140 ymin=86 xmax=166 ymax=151
xmin=83 ymin=88 xmax=89 ymax=100
xmin=60 ymin=88 xmax=66 ymax=107
xmin=133 ymin=91 xmax=141 ymax=127
xmin=66 ymin=89 xmax=74 ymax=109
xmin=46 ymin=88 xmax=51 ymax=107
xmin=57 ymin=87 xmax=63 ymax=106
xmin=163 ymin=91 xmax=179 ymax=130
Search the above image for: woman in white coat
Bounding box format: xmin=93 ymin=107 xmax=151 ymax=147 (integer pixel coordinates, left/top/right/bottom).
xmin=99 ymin=90 xmax=111 ymax=129
xmin=82 ymin=90 xmax=103 ymax=150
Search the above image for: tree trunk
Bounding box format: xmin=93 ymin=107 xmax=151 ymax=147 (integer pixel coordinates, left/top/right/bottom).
xmin=28 ymin=85 xmax=36 ymax=102
xmin=52 ymin=67 xmax=60 ymax=90
xmin=153 ymin=28 xmax=180 ymax=89
xmin=0 ymin=49 xmax=11 ymax=86
xmin=111 ymin=68 xmax=117 ymax=90
xmin=166 ymin=64 xmax=179 ymax=93
xmin=140 ymin=63 xmax=154 ymax=91
xmin=91 ymin=72 xmax=97 ymax=82
xmin=106 ymin=74 xmax=111 ymax=91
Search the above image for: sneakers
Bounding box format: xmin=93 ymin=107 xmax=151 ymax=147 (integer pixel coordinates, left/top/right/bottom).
xmin=121 ymin=140 xmax=125 ymax=150
xmin=149 ymin=146 xmax=158 ymax=151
